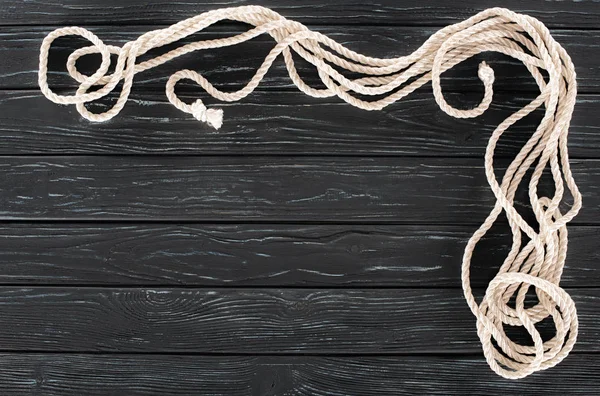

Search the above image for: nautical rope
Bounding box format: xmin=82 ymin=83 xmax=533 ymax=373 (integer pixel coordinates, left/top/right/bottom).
xmin=38 ymin=5 xmax=582 ymax=379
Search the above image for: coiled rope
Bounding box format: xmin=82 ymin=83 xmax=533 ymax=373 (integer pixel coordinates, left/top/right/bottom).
xmin=38 ymin=6 xmax=582 ymax=379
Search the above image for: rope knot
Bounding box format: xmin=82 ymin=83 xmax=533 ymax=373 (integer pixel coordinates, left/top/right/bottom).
xmin=478 ymin=61 xmax=495 ymax=84
xmin=191 ymin=99 xmax=223 ymax=130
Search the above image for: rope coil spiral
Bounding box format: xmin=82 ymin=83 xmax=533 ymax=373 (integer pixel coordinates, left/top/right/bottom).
xmin=38 ymin=6 xmax=582 ymax=379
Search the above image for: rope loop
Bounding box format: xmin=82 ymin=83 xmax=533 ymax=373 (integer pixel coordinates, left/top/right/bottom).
xmin=38 ymin=5 xmax=582 ymax=379
xmin=477 ymin=272 xmax=578 ymax=379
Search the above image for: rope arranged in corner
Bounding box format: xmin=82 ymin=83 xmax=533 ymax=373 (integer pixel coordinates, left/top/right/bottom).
xmin=38 ymin=6 xmax=582 ymax=379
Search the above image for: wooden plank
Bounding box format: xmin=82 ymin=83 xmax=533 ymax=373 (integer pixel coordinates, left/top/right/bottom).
xmin=1 ymin=0 xmax=599 ymax=28
xmin=0 ymin=224 xmax=597 ymax=287
xmin=1 ymin=90 xmax=598 ymax=157
xmin=0 ymin=157 xmax=595 ymax=224
xmin=3 ymin=26 xmax=599 ymax=92
xmin=0 ymin=287 xmax=596 ymax=353
xmin=0 ymin=353 xmax=598 ymax=396
xmin=0 ymin=287 xmax=594 ymax=354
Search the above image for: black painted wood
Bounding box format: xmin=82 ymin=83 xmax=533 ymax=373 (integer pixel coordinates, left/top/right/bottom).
xmin=0 ymin=287 xmax=597 ymax=353
xmin=3 ymin=26 xmax=599 ymax=93
xmin=0 ymin=224 xmax=597 ymax=287
xmin=0 ymin=0 xmax=598 ymax=393
xmin=2 ymin=0 xmax=599 ymax=28
xmin=0 ymin=354 xmax=598 ymax=396
xmin=1 ymin=91 xmax=599 ymax=157
xmin=0 ymin=156 xmax=594 ymax=223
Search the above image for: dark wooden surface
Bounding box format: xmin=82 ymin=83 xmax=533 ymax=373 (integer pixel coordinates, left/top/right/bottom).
xmin=0 ymin=1 xmax=598 ymax=394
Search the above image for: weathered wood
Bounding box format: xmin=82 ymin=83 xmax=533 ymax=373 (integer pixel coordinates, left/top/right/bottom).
xmin=3 ymin=26 xmax=599 ymax=92
xmin=0 ymin=224 xmax=597 ymax=287
xmin=0 ymin=287 xmax=596 ymax=353
xmin=0 ymin=90 xmax=598 ymax=157
xmin=0 ymin=0 xmax=597 ymax=392
xmin=1 ymin=0 xmax=599 ymax=28
xmin=0 ymin=353 xmax=598 ymax=395
xmin=0 ymin=157 xmax=594 ymax=223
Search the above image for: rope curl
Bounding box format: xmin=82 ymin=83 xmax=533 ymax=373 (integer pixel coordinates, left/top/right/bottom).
xmin=38 ymin=6 xmax=582 ymax=379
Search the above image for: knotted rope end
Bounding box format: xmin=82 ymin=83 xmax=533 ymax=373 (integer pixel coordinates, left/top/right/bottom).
xmin=205 ymin=108 xmax=224 ymax=130
xmin=478 ymin=61 xmax=495 ymax=84
xmin=191 ymin=99 xmax=224 ymax=130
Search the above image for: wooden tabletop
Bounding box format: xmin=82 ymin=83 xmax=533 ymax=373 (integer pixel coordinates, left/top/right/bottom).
xmin=0 ymin=1 xmax=599 ymax=394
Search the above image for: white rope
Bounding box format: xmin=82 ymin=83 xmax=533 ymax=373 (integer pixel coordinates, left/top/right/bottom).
xmin=38 ymin=5 xmax=582 ymax=379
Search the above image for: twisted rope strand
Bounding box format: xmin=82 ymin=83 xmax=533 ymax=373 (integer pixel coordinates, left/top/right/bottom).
xmin=38 ymin=6 xmax=581 ymax=379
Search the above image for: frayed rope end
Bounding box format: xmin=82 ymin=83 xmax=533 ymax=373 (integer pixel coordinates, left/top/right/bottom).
xmin=205 ymin=108 xmax=224 ymax=130
xmin=191 ymin=99 xmax=224 ymax=130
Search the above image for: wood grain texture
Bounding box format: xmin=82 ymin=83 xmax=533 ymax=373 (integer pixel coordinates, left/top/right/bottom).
xmin=3 ymin=26 xmax=599 ymax=92
xmin=0 ymin=0 xmax=598 ymax=391
xmin=2 ymin=0 xmax=599 ymax=28
xmin=0 ymin=224 xmax=597 ymax=287
xmin=0 ymin=156 xmax=595 ymax=223
xmin=0 ymin=287 xmax=597 ymax=353
xmin=1 ymin=90 xmax=599 ymax=157
xmin=0 ymin=353 xmax=598 ymax=396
